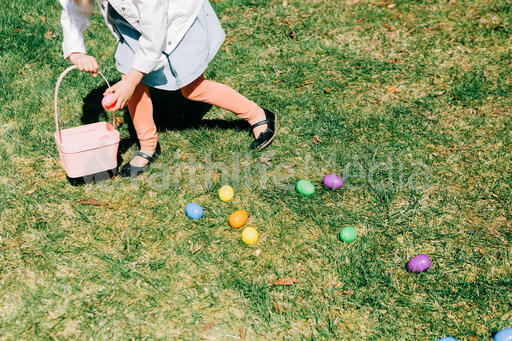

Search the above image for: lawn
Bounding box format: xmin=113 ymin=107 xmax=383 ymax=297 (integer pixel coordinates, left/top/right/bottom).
xmin=1 ymin=0 xmax=511 ymax=339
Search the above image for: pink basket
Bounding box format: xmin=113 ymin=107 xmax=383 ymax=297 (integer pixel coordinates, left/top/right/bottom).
xmin=54 ymin=65 xmax=120 ymax=178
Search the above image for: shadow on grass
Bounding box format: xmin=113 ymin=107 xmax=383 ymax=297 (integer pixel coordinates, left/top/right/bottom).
xmin=68 ymin=83 xmax=249 ymax=185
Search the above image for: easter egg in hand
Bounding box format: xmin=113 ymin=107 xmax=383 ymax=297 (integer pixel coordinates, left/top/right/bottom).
xmin=102 ymin=93 xmax=117 ymax=110
xmin=296 ymin=179 xmax=315 ymax=195
xmin=339 ymin=226 xmax=357 ymax=242
xmin=185 ymin=203 xmax=203 ymax=220
xmin=218 ymin=185 xmax=234 ymax=202
xmin=406 ymin=254 xmax=431 ymax=273
xmin=229 ymin=209 xmax=248 ymax=228
xmin=323 ymin=174 xmax=343 ymax=190
xmin=242 ymin=227 xmax=258 ymax=245
xmin=495 ymin=328 xmax=512 ymax=341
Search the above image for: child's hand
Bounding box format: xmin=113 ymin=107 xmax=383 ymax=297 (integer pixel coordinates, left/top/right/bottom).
xmin=68 ymin=53 xmax=98 ymax=77
xmin=103 ymin=70 xmax=144 ymax=112
xmin=103 ymin=79 xmax=137 ymax=112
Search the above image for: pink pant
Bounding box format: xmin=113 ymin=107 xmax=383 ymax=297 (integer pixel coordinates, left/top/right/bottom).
xmin=128 ymin=74 xmax=264 ymax=151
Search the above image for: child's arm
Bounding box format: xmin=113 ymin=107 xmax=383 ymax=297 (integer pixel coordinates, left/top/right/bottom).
xmin=59 ymin=0 xmax=98 ymax=76
xmin=103 ymin=0 xmax=169 ymax=111
xmin=130 ymin=0 xmax=169 ymax=74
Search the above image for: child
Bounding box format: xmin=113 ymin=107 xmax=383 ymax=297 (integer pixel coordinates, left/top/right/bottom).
xmin=59 ymin=0 xmax=277 ymax=177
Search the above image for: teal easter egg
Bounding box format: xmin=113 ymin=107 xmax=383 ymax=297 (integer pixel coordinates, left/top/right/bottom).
xmin=296 ymin=180 xmax=315 ymax=195
xmin=339 ymin=226 xmax=357 ymax=242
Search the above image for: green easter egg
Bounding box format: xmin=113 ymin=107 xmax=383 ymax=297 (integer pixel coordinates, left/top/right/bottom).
xmin=296 ymin=180 xmax=315 ymax=195
xmin=339 ymin=226 xmax=357 ymax=242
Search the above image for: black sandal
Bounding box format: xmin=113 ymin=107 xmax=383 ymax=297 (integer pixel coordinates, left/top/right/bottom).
xmin=250 ymin=108 xmax=277 ymax=150
xmin=120 ymin=143 xmax=161 ymax=178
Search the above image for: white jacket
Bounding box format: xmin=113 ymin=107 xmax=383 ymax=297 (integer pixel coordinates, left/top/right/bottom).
xmin=59 ymin=0 xmax=204 ymax=74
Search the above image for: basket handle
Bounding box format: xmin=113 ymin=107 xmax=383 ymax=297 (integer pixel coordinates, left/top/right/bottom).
xmin=54 ymin=65 xmax=115 ymax=143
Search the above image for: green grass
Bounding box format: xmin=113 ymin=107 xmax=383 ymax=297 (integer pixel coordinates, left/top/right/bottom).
xmin=1 ymin=0 xmax=512 ymax=339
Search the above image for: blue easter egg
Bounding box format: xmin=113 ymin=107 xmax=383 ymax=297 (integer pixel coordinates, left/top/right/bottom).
xmin=495 ymin=328 xmax=512 ymax=341
xmin=185 ymin=203 xmax=203 ymax=220
xmin=437 ymin=337 xmax=456 ymax=341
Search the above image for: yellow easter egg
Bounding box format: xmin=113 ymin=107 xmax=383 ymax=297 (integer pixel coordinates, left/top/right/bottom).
xmin=218 ymin=185 xmax=234 ymax=202
xmin=242 ymin=227 xmax=259 ymax=245
xmin=228 ymin=209 xmax=248 ymax=228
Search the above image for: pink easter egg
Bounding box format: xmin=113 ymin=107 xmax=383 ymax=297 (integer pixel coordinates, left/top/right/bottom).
xmin=101 ymin=93 xmax=117 ymax=110
xmin=323 ymin=174 xmax=343 ymax=190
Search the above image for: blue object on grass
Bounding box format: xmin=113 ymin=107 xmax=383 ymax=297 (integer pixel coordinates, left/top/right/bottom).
xmin=495 ymin=328 xmax=512 ymax=341
xmin=185 ymin=203 xmax=204 ymax=220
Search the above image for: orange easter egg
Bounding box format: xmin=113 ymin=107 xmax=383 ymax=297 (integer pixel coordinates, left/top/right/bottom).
xmin=228 ymin=209 xmax=248 ymax=229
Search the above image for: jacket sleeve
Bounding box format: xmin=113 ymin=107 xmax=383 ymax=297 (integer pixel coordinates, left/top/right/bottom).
xmin=131 ymin=0 xmax=168 ymax=74
xmin=59 ymin=0 xmax=94 ymax=58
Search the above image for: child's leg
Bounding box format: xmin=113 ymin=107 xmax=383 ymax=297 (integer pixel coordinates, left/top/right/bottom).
xmin=123 ymin=75 xmax=158 ymax=166
xmin=181 ymin=75 xmax=268 ymax=138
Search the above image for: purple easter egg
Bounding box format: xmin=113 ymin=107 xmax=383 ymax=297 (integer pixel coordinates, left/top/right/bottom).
xmin=323 ymin=174 xmax=343 ymax=190
xmin=407 ymin=254 xmax=431 ymax=273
